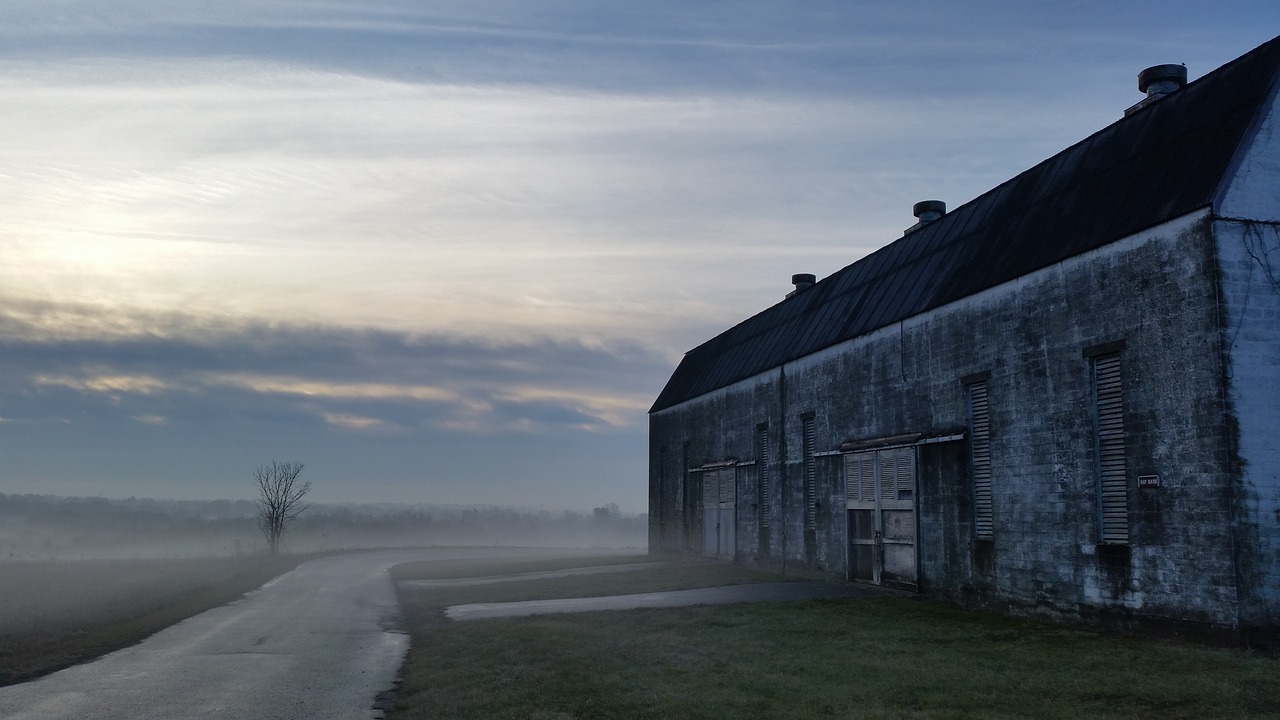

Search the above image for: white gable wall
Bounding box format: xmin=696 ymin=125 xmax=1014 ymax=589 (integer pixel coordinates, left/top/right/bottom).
xmin=1216 ymin=76 xmax=1280 ymax=636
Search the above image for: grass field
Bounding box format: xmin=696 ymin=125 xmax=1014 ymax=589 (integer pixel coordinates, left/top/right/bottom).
xmin=390 ymin=556 xmax=1280 ymax=720
xmin=0 ymin=555 xmax=304 ymax=686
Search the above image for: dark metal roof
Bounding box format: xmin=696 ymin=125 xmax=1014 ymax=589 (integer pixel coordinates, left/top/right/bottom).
xmin=652 ymin=36 xmax=1280 ymax=414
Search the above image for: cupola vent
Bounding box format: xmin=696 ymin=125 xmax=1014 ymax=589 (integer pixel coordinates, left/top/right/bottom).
xmin=1125 ymin=64 xmax=1187 ymax=116
xmin=905 ymin=200 xmax=946 ymax=235
xmin=787 ymin=273 xmax=816 ymax=298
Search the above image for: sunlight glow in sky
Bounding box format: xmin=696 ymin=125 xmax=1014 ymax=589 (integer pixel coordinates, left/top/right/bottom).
xmin=1 ymin=1 xmax=1277 ymax=510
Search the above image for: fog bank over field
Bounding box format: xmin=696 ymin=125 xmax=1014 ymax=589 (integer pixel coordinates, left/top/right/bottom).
xmin=0 ymin=493 xmax=645 ymax=560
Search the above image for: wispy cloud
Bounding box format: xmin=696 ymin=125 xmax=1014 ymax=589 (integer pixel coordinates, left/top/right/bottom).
xmin=320 ymin=411 xmax=391 ymax=431
xmin=1 ymin=301 xmax=664 ymax=435
xmin=208 ymin=374 xmax=460 ymax=404
xmin=33 ymin=372 xmax=174 ymax=396
xmin=2 ymin=1 xmax=1275 ymax=509
xmin=0 ymin=56 xmax=1126 ymax=363
xmin=0 ymin=301 xmax=659 ymax=505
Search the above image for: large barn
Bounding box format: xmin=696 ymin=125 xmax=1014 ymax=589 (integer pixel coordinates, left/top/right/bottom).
xmin=648 ymin=37 xmax=1280 ymax=645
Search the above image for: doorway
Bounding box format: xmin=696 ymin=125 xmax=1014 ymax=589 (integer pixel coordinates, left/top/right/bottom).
xmin=701 ymin=466 xmax=736 ymax=560
xmin=845 ymin=446 xmax=918 ymax=589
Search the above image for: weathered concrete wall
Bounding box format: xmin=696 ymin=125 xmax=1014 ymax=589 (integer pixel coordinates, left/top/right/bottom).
xmin=652 ymin=209 xmax=1245 ymax=630
xmin=1216 ymin=218 xmax=1280 ymax=641
xmin=649 ymin=371 xmax=784 ymax=561
xmin=1217 ymin=83 xmax=1280 ymax=641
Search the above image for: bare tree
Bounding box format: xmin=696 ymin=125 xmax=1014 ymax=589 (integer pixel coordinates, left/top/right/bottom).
xmin=254 ymin=461 xmax=310 ymax=555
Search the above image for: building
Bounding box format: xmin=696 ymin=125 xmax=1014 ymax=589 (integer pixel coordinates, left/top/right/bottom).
xmin=648 ymin=37 xmax=1280 ymax=645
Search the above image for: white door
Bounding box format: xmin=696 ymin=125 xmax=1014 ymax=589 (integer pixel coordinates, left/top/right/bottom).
xmin=845 ymin=447 xmax=917 ymax=588
xmin=702 ymin=467 xmax=736 ymax=559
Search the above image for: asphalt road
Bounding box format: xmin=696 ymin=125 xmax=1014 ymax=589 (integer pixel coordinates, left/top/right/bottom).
xmin=0 ymin=547 xmax=600 ymax=720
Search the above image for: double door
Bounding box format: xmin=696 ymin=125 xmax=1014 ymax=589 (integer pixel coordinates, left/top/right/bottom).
xmin=846 ymin=447 xmax=918 ymax=588
xmin=702 ymin=466 xmax=735 ymax=560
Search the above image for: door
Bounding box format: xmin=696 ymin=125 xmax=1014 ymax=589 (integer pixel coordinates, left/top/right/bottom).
xmin=702 ymin=466 xmax=736 ymax=559
xmin=845 ymin=446 xmax=917 ymax=588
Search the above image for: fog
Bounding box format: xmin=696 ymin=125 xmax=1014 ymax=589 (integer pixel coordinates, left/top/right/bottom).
xmin=0 ymin=492 xmax=646 ymax=561
xmin=0 ymin=492 xmax=645 ymax=688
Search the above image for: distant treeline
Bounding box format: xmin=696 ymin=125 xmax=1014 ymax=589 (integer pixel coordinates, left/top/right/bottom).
xmin=0 ymin=493 xmax=646 ymax=560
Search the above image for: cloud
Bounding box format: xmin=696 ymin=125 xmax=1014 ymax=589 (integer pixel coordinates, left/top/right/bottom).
xmin=3 ymin=0 xmax=1276 ymax=511
xmin=0 ymin=54 xmax=1131 ymax=366
xmin=0 ymin=299 xmax=657 ymax=507
xmin=491 ymin=387 xmax=652 ymax=429
xmin=208 ymin=374 xmax=460 ymax=404
xmin=320 ymin=412 xmax=391 ymax=431
xmin=33 ymin=372 xmax=174 ymax=396
xmin=0 ymin=300 xmax=666 ymax=435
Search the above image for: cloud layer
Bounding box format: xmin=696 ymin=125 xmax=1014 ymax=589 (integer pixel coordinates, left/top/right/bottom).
xmin=1 ymin=1 xmax=1277 ymax=509
xmin=0 ymin=300 xmax=662 ymax=506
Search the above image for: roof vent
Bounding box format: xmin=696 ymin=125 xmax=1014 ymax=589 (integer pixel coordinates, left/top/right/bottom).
xmin=787 ymin=273 xmax=816 ymax=298
xmin=905 ymin=200 xmax=945 ymax=235
xmin=1125 ymin=64 xmax=1187 ymax=116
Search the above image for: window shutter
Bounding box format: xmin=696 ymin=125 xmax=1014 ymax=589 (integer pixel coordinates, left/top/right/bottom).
xmin=758 ymin=426 xmax=770 ymax=528
xmin=895 ymin=447 xmax=914 ymax=500
xmin=802 ymin=416 xmax=817 ymax=530
xmin=658 ymin=448 xmax=667 ymax=526
xmin=844 ymin=453 xmax=862 ymax=504
xmin=969 ymin=381 xmax=994 ymax=539
xmin=844 ymin=452 xmax=878 ymax=504
xmin=860 ymin=453 xmax=875 ymax=503
xmin=719 ymin=467 xmax=735 ymax=505
xmin=1093 ymin=353 xmax=1128 ymax=544
xmin=880 ymin=448 xmax=911 ymax=499
xmin=877 ymin=447 xmax=914 ymax=501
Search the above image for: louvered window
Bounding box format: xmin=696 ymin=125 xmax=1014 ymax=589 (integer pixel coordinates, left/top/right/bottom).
xmin=1092 ymin=353 xmax=1129 ymax=545
xmin=844 ymin=446 xmax=915 ymax=505
xmin=968 ymin=381 xmax=994 ymax=539
xmin=700 ymin=467 xmax=735 ymax=506
xmin=878 ymin=447 xmax=914 ymax=501
xmin=681 ymin=442 xmax=689 ymax=508
xmin=718 ymin=467 xmax=735 ymax=505
xmin=802 ymin=416 xmax=817 ymax=530
xmin=658 ymin=448 xmax=667 ymax=525
xmin=845 ymin=452 xmax=876 ymax=504
xmin=702 ymin=467 xmax=718 ymax=507
xmin=757 ymin=426 xmax=770 ymax=528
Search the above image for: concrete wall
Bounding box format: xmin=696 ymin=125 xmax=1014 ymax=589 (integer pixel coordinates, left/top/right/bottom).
xmin=651 ymin=209 xmax=1247 ymax=630
xmin=1216 ymin=218 xmax=1280 ymax=641
xmin=1217 ymin=82 xmax=1280 ymax=641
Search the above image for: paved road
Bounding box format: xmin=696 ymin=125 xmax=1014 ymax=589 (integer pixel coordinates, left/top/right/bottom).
xmin=446 ymin=580 xmax=880 ymax=620
xmin=399 ymin=561 xmax=667 ymax=588
xmin=0 ymin=548 xmax=603 ymax=720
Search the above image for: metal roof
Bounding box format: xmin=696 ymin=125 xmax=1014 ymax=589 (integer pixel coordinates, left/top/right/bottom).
xmin=652 ymin=35 xmax=1280 ymax=414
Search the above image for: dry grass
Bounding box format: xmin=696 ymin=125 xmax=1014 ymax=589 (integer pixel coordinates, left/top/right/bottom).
xmin=0 ymin=555 xmax=303 ymax=686
xmin=390 ymin=556 xmax=1280 ymax=720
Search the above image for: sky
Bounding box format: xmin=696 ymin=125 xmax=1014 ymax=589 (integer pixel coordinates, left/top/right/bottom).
xmin=1 ymin=2 xmax=1277 ymax=513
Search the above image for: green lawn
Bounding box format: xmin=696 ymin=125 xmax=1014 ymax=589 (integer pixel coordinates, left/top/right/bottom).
xmin=390 ymin=556 xmax=1280 ymax=720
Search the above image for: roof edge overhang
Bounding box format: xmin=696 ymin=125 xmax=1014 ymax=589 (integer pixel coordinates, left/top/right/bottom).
xmin=697 ymin=458 xmax=739 ymax=470
xmin=838 ymin=432 xmax=965 ymax=453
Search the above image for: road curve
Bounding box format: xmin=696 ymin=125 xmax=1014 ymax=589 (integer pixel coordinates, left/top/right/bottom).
xmin=0 ymin=547 xmax=597 ymax=720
